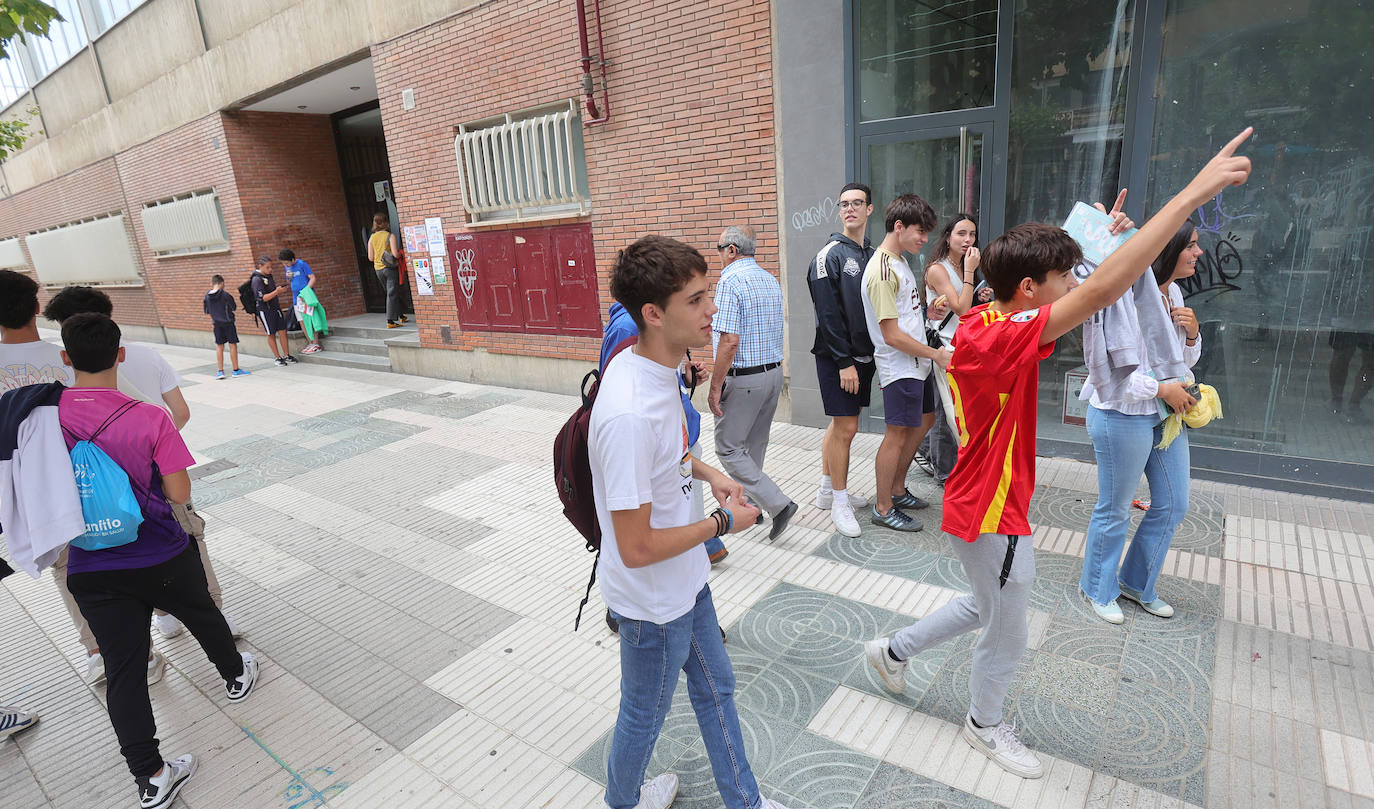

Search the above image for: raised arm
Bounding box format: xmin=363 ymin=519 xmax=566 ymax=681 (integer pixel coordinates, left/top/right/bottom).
xmin=1041 ymin=128 xmax=1252 ymax=345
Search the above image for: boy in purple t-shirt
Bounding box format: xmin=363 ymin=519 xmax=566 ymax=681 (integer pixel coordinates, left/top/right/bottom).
xmin=56 ymin=313 xmax=259 ymax=809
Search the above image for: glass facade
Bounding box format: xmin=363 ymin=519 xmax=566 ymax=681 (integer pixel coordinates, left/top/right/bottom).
xmin=1137 ymin=0 xmax=1374 ymax=465
xmin=857 ymin=0 xmax=998 ymax=120
xmin=27 ymin=0 xmax=87 ymax=79
xmin=0 ymin=41 xmax=28 ymax=108
xmin=850 ymin=0 xmax=1374 ymax=483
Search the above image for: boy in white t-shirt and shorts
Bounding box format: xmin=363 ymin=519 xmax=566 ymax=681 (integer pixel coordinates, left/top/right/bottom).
xmin=861 ymin=194 xmax=953 ymax=532
xmin=591 ymin=236 xmax=803 ymax=809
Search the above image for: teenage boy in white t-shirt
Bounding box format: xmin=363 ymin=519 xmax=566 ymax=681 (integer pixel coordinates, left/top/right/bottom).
xmin=591 ymin=236 xmax=803 ymax=809
xmin=861 ymin=194 xmax=953 ymax=532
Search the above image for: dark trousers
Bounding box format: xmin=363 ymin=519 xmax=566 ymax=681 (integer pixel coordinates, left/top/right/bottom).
xmin=67 ymin=542 xmax=243 ymax=778
xmin=376 ymin=267 xmax=401 ymax=322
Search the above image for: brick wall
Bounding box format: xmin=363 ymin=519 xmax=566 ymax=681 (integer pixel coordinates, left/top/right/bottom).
xmin=114 ymin=114 xmax=256 ymax=336
xmin=0 ymin=157 xmax=162 ymax=327
xmin=372 ymin=0 xmax=777 ymax=362
xmin=222 ymin=111 xmax=366 ymax=323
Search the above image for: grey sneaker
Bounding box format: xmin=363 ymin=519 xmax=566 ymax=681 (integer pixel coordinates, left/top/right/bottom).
xmin=871 ymin=506 xmax=922 ymax=532
xmin=962 ymin=715 xmax=1044 ymax=778
xmin=136 ymin=754 xmax=196 ymax=809
xmin=891 ymin=488 xmax=931 ymax=510
xmin=864 ymin=638 xmax=907 ymax=694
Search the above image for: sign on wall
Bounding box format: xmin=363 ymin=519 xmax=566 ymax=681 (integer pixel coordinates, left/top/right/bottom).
xmin=411 ymin=256 xmax=435 ymax=296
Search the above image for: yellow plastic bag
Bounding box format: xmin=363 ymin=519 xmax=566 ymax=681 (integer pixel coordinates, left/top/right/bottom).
xmin=1158 ymin=383 xmax=1222 ymax=449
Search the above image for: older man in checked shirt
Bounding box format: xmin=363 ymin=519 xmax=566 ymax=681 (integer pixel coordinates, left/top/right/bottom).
xmin=707 ymin=225 xmax=797 ymax=542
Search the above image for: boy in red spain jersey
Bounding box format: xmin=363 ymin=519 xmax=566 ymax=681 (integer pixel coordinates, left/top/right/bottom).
xmin=862 ymin=128 xmax=1253 ymax=779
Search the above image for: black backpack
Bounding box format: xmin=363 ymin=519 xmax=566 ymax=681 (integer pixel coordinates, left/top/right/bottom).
xmin=553 ymin=335 xmax=636 ymax=629
xmin=237 ymin=276 xmax=258 ymax=316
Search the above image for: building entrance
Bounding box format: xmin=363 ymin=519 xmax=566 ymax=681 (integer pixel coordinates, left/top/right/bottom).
xmin=333 ymin=102 xmax=412 ymax=316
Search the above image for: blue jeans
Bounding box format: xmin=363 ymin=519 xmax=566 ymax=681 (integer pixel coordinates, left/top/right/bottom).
xmin=1080 ymin=407 xmax=1191 ymax=606
xmin=606 ymin=585 xmax=760 ymax=809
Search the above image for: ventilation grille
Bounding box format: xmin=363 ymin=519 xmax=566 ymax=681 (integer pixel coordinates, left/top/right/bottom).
xmin=0 ymin=237 xmax=25 ymax=268
xmin=141 ymin=190 xmax=229 ymax=256
xmin=28 ymin=213 xmax=141 ymax=286
xmin=455 ymin=100 xmax=590 ymax=223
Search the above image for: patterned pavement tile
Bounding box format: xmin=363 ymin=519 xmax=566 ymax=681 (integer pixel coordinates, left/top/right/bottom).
xmin=853 ymin=762 xmax=991 ymax=809
xmin=764 ymin=731 xmax=882 ymax=809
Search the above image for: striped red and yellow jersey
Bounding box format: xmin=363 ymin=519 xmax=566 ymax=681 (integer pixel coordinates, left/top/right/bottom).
xmin=940 ymin=302 xmax=1056 ymax=542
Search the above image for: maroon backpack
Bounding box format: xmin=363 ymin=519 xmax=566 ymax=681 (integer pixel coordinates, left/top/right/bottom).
xmin=553 ymin=335 xmax=636 ymax=629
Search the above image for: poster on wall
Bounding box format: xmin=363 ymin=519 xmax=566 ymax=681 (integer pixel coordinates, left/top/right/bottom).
xmin=411 ymin=256 xmax=435 ymax=296
xmin=431 ymin=255 xmax=447 ymax=284
xmin=403 ymin=225 xmax=425 ymax=254
xmin=424 ymin=217 xmax=445 ymax=256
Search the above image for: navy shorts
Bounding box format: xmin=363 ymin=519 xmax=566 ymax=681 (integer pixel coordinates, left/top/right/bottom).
xmin=258 ymin=306 xmax=285 ymax=335
xmin=881 ymin=376 xmax=936 ymax=427
xmin=815 ymin=355 xmax=875 ymax=417
xmin=212 ymin=321 xmax=239 ymax=345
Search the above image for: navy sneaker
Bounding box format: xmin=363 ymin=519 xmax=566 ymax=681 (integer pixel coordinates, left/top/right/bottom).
xmin=871 ymin=506 xmax=922 ymax=532
xmin=0 ymin=705 xmax=37 ymax=739
xmin=891 ymin=488 xmax=931 ymax=510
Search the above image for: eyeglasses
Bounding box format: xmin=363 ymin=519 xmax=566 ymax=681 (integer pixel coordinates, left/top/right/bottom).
xmin=838 ymin=200 xmax=869 ymax=209
xmin=717 ymin=243 xmax=736 ymax=251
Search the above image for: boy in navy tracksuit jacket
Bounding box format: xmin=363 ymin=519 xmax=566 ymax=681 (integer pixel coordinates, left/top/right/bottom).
xmin=202 ymin=275 xmax=247 ymax=380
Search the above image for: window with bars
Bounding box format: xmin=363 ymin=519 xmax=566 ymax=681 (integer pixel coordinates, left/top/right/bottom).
xmin=454 ymin=100 xmax=590 ymax=224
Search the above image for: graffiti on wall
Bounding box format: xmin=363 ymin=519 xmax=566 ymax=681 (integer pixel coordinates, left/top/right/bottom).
xmin=1178 ymin=191 xmax=1254 ymax=303
xmin=791 ymin=196 xmax=840 ymax=232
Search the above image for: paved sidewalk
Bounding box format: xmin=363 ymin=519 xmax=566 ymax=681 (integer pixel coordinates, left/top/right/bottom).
xmin=3 ymin=340 xmax=1373 ymax=809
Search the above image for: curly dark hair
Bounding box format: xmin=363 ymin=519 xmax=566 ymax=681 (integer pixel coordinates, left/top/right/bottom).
xmin=0 ymin=269 xmax=39 ymax=330
xmin=609 ymin=236 xmax=708 ymax=330
xmin=981 ymin=223 xmax=1083 ymax=303
xmin=42 ymin=285 xmax=114 ymax=323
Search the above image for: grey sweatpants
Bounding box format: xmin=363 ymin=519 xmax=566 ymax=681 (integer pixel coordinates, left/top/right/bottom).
xmin=714 ymin=366 xmax=790 ymax=515
xmin=889 ymin=533 xmax=1034 ymax=727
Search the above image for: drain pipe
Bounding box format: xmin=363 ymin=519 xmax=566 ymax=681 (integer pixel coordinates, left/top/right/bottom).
xmin=576 ymin=0 xmax=610 ymax=124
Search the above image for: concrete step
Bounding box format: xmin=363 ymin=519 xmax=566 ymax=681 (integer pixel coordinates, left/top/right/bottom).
xmin=292 ymin=350 xmax=392 ymax=372
xmin=330 ymin=322 xmax=418 ymax=341
xmin=316 ymin=334 xmax=389 ymax=358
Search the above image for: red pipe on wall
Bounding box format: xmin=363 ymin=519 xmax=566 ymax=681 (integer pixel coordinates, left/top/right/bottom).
xmin=575 ymin=0 xmax=610 ymax=124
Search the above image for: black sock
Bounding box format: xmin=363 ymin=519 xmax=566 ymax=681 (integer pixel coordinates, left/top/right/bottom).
xmin=886 ymin=646 xmax=903 ymax=663
xmin=970 ymin=716 xmax=988 ymax=729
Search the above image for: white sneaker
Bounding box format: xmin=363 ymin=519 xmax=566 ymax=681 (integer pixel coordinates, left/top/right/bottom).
xmin=147 ymin=651 xmax=166 ymax=686
xmin=85 ymin=652 xmax=106 ymax=685
xmin=152 ymin=613 xmax=183 ymax=638
xmin=830 ymin=502 xmax=862 ymax=537
xmin=863 ymin=638 xmax=907 ymax=694
xmin=760 ymin=797 xmax=808 ymax=809
xmin=607 ymin=772 xmax=678 ymax=809
xmin=815 ymin=488 xmax=869 ymax=510
xmin=137 ymin=753 xmax=196 ymax=808
xmin=961 ymin=715 xmax=1044 ymax=778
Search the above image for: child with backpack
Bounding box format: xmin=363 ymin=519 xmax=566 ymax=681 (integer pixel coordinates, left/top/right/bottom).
xmin=42 ymin=313 xmax=256 ymax=808
xmin=204 ymin=275 xmax=249 ymax=380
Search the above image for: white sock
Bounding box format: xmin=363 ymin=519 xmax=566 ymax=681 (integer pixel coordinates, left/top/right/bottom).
xmin=820 ymin=475 xmax=833 ymax=493
xmin=832 ymin=489 xmax=848 ymax=508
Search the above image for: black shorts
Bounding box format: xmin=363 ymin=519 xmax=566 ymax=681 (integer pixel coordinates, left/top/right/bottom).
xmin=815 ymin=354 xmax=875 ymax=417
xmin=881 ymin=375 xmax=936 ymax=427
xmin=212 ymin=321 xmax=239 ymax=345
xmin=258 ymin=306 xmax=285 ymax=335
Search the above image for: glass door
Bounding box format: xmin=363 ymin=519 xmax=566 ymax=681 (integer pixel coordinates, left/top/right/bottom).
xmin=857 ymin=123 xmax=990 ymax=431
